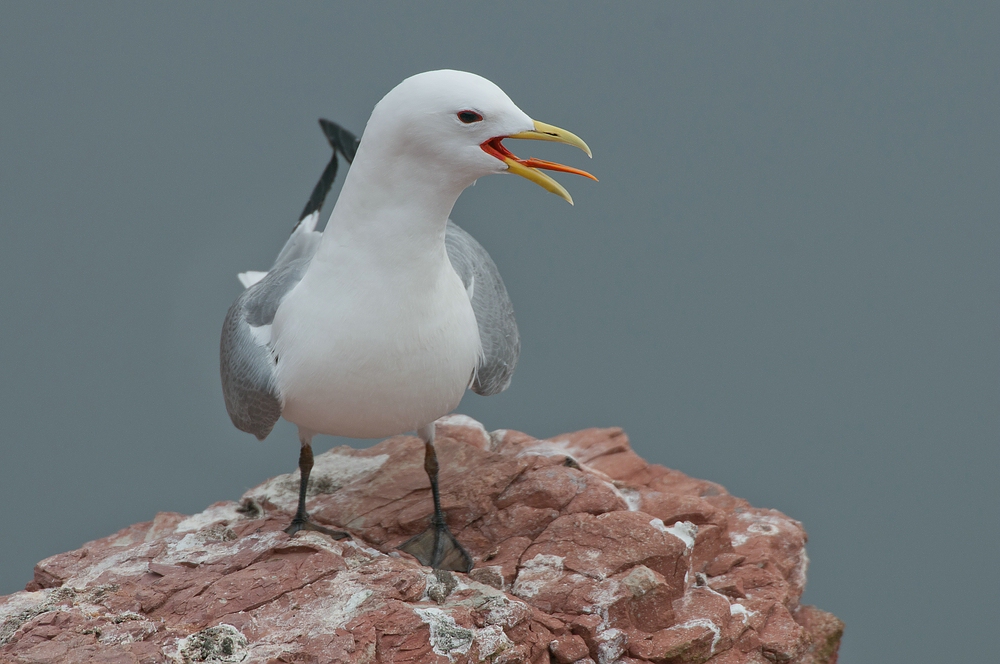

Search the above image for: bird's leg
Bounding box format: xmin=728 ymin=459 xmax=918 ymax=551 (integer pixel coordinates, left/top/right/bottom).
xmin=285 ymin=432 xmax=349 ymax=539
xmin=398 ymin=423 xmax=473 ymax=572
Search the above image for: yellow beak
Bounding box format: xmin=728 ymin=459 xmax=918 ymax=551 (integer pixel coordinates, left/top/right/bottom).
xmin=508 ymin=120 xmax=593 ymax=158
xmin=481 ymin=120 xmax=596 ymax=205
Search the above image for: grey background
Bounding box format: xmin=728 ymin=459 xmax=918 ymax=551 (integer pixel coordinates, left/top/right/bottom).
xmin=1 ymin=2 xmax=996 ymax=661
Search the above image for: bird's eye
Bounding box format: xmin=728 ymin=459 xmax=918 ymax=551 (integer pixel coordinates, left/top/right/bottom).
xmin=457 ymin=111 xmax=483 ymax=124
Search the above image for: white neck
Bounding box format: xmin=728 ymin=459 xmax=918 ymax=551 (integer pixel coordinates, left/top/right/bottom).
xmin=316 ymin=131 xmax=470 ymax=263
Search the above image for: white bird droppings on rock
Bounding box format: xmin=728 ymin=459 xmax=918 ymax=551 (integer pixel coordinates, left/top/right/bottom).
xmin=665 ymin=520 xmax=698 ymax=553
xmin=244 ymin=449 xmax=389 ymax=512
xmin=413 ymin=607 xmax=474 ymax=659
xmin=512 ymin=554 xmax=565 ymax=599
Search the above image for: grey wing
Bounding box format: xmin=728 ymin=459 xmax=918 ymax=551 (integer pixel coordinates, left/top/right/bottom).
xmin=272 ymin=211 xmax=322 ymax=269
xmin=220 ymin=258 xmax=310 ymax=440
xmin=445 ymin=220 xmax=520 ymax=396
xmin=237 ymin=212 xmax=322 ymax=289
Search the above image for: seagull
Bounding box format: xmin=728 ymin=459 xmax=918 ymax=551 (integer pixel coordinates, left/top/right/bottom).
xmin=220 ymin=70 xmax=595 ymax=571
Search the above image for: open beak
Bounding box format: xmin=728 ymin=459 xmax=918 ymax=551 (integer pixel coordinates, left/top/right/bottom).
xmin=481 ymin=120 xmax=596 ymax=205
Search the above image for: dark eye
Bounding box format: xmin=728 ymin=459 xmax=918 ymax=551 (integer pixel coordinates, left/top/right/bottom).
xmin=457 ymin=110 xmax=483 ymax=124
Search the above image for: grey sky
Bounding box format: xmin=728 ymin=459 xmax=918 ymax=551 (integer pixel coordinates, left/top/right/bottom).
xmin=1 ymin=3 xmax=997 ymax=662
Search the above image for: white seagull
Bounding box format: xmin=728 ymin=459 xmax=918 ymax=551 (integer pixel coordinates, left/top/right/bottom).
xmin=220 ymin=70 xmax=595 ymax=571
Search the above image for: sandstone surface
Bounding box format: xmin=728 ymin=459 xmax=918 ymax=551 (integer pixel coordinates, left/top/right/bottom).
xmin=0 ymin=416 xmax=842 ymax=663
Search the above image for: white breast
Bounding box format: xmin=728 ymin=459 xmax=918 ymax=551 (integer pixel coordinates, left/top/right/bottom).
xmin=270 ymin=245 xmax=481 ymax=439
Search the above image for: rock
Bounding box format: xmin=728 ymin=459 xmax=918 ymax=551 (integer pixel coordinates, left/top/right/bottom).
xmin=550 ymin=634 xmax=590 ymax=663
xmin=0 ymin=415 xmax=842 ymax=663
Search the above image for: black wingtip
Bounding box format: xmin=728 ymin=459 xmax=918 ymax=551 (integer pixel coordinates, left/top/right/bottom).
xmin=318 ymin=118 xmax=360 ymax=164
xmin=298 ymin=154 xmax=338 ymax=222
xmin=296 ymin=119 xmax=362 ymax=223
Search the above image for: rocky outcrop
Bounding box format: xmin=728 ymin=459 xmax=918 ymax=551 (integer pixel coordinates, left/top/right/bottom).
xmin=0 ymin=416 xmax=842 ymax=663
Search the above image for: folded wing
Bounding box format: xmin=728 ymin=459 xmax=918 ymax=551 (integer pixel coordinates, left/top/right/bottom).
xmin=445 ymin=221 xmax=520 ymax=396
xmin=220 ymin=257 xmax=311 ymax=440
xmin=222 ymin=119 xmax=357 ymax=439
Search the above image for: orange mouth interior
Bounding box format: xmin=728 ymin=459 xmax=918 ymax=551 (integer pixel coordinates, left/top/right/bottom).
xmin=481 ymin=137 xmax=598 ymax=181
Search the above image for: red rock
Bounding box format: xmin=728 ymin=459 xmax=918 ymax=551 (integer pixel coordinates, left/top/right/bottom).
xmin=691 ymin=524 xmax=737 ymax=576
xmin=638 ymin=492 xmax=726 ymax=528
xmin=550 ymin=633 xmax=590 ymax=663
xmin=621 ymin=565 xmax=677 ymax=633
xmin=520 ymin=511 xmax=691 ymax=582
xmin=792 ymin=605 xmax=844 ymax=664
xmin=470 ymin=536 xmax=532 ymax=590
xmin=704 ymin=553 xmax=746 ymax=578
xmin=758 ymin=604 xmax=807 ymax=663
xmin=629 ymin=621 xmax=719 ymax=663
xmin=707 ymin=648 xmax=771 ymax=664
xmin=0 ymin=417 xmax=841 ymax=664
xmin=727 ymin=509 xmax=809 ymax=606
xmin=646 ymin=468 xmax=730 ymax=500
xmin=563 ymin=473 xmax=629 ymax=515
xmin=479 ymin=504 xmax=561 ymax=543
xmin=496 ymin=466 xmax=582 ymax=511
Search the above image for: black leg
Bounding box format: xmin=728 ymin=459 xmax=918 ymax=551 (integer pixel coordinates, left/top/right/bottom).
xmin=284 ymin=440 xmax=350 ymax=540
xmin=398 ymin=429 xmax=473 ymax=572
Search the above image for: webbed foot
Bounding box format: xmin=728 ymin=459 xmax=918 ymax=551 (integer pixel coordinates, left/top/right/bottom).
xmin=284 ymin=514 xmax=350 ymax=540
xmin=399 ymin=517 xmax=473 ymax=572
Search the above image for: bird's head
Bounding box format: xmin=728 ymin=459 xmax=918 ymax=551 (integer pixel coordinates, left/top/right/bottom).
xmin=363 ymin=69 xmax=595 ymax=204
